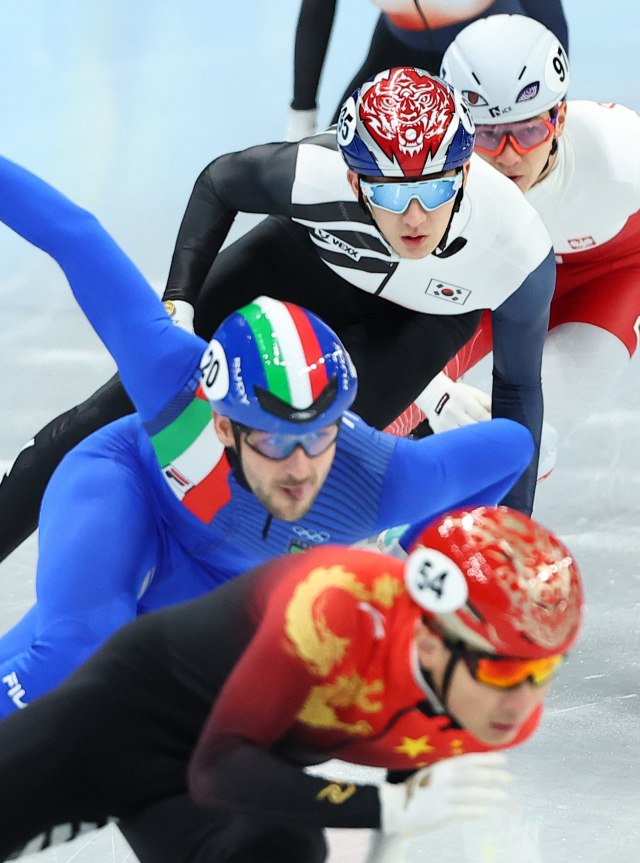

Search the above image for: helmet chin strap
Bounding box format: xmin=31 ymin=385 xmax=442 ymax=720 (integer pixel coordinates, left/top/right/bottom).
xmin=432 ymin=183 xmax=466 ymax=259
xmin=536 ymin=137 xmax=559 ymax=184
xmin=227 ymin=424 xmax=252 ymax=493
xmin=419 ymin=632 xmax=466 ymax=714
xmin=439 ymin=643 xmax=466 ymax=709
xmin=228 ymin=424 xmax=274 ymax=540
xmin=534 ymin=107 xmax=561 ymax=185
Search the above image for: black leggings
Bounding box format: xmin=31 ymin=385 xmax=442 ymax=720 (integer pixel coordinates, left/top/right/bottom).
xmin=331 ymin=15 xmax=443 ymax=123
xmin=0 ymin=216 xmax=480 ymax=562
xmin=0 ymin=615 xmax=326 ymax=863
xmin=120 ymin=797 xmax=326 ymax=863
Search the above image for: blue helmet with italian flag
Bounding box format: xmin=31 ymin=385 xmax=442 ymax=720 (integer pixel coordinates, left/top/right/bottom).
xmin=199 ymin=296 xmax=358 ymax=433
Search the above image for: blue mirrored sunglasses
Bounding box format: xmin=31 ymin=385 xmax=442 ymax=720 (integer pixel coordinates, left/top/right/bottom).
xmin=360 ymin=172 xmax=463 ymax=215
xmin=234 ymin=422 xmax=341 ymax=461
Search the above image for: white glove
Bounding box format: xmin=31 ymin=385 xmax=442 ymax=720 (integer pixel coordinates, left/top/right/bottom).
xmin=163 ymin=299 xmax=195 ymax=334
xmin=286 ymin=107 xmax=318 ymax=142
xmin=415 ymin=372 xmax=491 ymax=433
xmin=379 ymin=752 xmax=513 ymax=836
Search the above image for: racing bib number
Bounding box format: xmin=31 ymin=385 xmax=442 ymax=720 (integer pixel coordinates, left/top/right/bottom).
xmin=199 ymin=339 xmax=230 ymax=400
xmin=405 ymin=547 xmax=468 ymax=613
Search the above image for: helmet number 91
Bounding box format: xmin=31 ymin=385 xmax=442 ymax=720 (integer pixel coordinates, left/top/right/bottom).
xmin=552 ymin=46 xmax=567 ymax=83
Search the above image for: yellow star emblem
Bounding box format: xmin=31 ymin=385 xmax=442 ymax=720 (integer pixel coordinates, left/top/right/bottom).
xmin=394 ymin=735 xmax=435 ymax=759
xmin=450 ymin=738 xmax=465 ymax=757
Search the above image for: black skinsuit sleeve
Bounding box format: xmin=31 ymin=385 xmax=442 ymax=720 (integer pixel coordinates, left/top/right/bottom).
xmin=188 ymin=577 xmax=382 ymax=828
xmin=163 ymin=142 xmax=298 ymax=305
xmin=490 ymin=249 xmax=556 ymax=515
xmin=519 ymin=0 xmax=569 ymax=53
xmin=190 ymin=742 xmax=380 ymax=828
xmin=291 ymin=0 xmax=339 ymax=111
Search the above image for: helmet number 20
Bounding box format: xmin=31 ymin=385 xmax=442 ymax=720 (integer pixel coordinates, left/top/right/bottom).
xmin=199 ymin=339 xmax=230 ymax=400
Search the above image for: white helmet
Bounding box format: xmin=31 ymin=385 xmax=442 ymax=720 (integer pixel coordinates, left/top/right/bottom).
xmin=440 ymin=15 xmax=569 ymax=124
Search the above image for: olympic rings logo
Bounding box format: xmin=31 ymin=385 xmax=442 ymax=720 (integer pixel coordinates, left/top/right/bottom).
xmin=292 ymin=526 xmax=331 ymax=543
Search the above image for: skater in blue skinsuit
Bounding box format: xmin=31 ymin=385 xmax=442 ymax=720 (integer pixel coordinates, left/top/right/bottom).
xmin=0 ymin=155 xmax=533 ymax=718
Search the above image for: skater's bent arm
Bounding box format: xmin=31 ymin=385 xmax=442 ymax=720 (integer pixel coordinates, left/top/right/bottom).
xmin=0 ymin=155 xmax=205 ymax=421
xmin=490 ymin=250 xmax=556 ymax=514
xmin=189 ymin=574 xmax=381 ymax=827
xmin=164 ymin=143 xmax=299 ymax=305
xmin=375 ymin=419 xmax=533 ymax=532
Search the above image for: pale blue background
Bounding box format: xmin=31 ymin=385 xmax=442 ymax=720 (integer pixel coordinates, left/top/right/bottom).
xmin=0 ymin=3 xmax=638 ymax=861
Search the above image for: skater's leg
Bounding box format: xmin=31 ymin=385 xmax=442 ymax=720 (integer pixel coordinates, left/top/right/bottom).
xmin=120 ymin=793 xmax=327 ymax=863
xmin=0 ymin=373 xmax=134 ymax=562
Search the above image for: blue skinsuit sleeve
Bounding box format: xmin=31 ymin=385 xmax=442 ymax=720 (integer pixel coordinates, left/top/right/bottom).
xmin=375 ymin=418 xmax=534 ymax=537
xmin=489 ymin=249 xmax=555 ymax=515
xmin=0 ymin=156 xmax=206 ymax=422
xmin=0 ymin=448 xmax=159 ymax=718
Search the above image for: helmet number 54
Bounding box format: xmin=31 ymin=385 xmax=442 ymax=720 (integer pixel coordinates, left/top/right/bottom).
xmin=417 ymin=560 xmax=448 ymax=598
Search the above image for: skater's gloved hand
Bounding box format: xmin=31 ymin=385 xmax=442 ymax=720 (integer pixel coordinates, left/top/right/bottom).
xmin=286 ymin=107 xmax=318 ymax=142
xmin=379 ymin=752 xmax=513 ymax=836
xmin=415 ymin=372 xmax=491 ymax=433
xmin=163 ymin=300 xmax=195 ymax=334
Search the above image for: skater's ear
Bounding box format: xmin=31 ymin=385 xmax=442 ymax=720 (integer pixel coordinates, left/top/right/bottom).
xmin=414 ymin=619 xmax=448 ymax=672
xmin=213 ymin=413 xmax=235 ymax=448
xmin=555 ymin=101 xmax=568 ymax=139
xmin=347 ymin=169 xmax=360 ymax=199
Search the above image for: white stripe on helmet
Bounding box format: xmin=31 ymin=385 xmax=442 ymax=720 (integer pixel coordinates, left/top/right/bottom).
xmin=254 ymin=296 xmax=313 ymax=409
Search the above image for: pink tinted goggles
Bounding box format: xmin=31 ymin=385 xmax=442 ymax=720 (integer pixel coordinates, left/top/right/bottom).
xmin=475 ymin=113 xmax=557 ymax=156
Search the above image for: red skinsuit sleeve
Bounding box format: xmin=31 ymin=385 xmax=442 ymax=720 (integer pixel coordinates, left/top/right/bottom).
xmin=188 ymin=548 xmax=383 ymax=828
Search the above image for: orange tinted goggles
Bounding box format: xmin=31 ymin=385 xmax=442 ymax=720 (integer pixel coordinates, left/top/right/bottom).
xmin=463 ymin=652 xmax=564 ymax=689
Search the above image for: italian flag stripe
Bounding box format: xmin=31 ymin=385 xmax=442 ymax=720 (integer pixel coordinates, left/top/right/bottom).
xmin=183 ymin=454 xmax=232 ymax=522
xmin=254 ymin=296 xmax=312 ymax=409
xmin=168 ymin=418 xmax=221 ymax=487
xmin=194 ymin=383 xmax=209 ymax=401
xmin=239 ymin=302 xmax=292 ymax=403
xmin=284 ymin=301 xmax=329 ymax=400
xmin=150 ymin=396 xmax=212 ymax=468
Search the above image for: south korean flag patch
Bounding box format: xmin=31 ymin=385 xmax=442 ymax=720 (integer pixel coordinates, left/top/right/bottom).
xmin=426 ymin=279 xmax=471 ymax=305
xmin=405 ymin=547 xmax=468 ymax=614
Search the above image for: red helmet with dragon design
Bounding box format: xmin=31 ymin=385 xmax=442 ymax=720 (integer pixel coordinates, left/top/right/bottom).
xmin=337 ymin=66 xmax=475 ymax=177
xmin=404 ymin=506 xmax=583 ymax=659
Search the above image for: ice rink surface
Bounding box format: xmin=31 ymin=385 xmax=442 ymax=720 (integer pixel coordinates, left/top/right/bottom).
xmin=0 ymin=1 xmax=638 ymax=860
